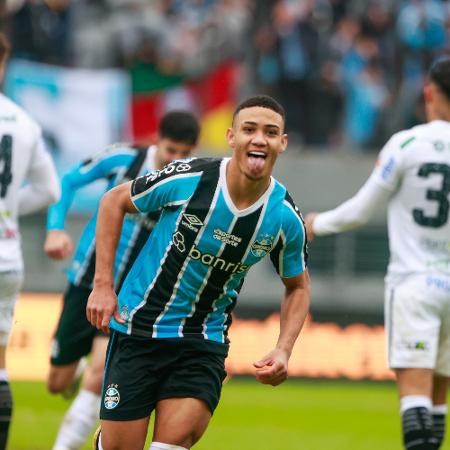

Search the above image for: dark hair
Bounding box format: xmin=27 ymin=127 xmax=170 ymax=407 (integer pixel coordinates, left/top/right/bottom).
xmin=429 ymin=54 xmax=450 ymax=101
xmin=233 ymin=95 xmax=286 ymax=124
xmin=0 ymin=33 xmax=10 ymax=64
xmin=159 ymin=110 xmax=200 ymax=145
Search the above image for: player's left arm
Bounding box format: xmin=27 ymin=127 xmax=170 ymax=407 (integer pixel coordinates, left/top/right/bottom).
xmin=254 ymin=270 xmax=310 ymax=386
xmin=18 ymin=134 xmax=61 ymax=215
xmin=254 ymin=194 xmax=310 ymax=386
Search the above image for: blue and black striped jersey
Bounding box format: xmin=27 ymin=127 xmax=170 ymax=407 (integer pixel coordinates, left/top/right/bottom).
xmin=47 ymin=144 xmax=158 ymax=290
xmin=112 ymin=157 xmax=308 ymax=344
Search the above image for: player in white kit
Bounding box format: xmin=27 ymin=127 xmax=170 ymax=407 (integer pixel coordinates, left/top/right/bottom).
xmin=306 ymin=56 xmax=450 ymax=450
xmin=0 ymin=33 xmax=60 ymax=449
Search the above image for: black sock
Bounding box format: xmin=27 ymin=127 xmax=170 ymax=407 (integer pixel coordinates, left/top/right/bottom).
xmin=431 ymin=412 xmax=446 ymax=450
xmin=402 ymin=406 xmax=434 ymax=449
xmin=0 ymin=380 xmax=12 ymax=450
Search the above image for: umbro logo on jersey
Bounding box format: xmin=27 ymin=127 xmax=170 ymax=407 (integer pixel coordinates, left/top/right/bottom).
xmin=181 ymin=214 xmax=203 ymax=232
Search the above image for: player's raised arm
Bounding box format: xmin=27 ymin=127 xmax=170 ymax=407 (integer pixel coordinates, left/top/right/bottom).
xmin=254 ymin=271 xmax=310 ymax=386
xmin=86 ymin=181 xmax=137 ymax=332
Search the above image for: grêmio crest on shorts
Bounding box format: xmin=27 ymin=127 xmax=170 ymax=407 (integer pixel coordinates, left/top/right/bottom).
xmin=112 ymin=157 xmax=308 ymax=344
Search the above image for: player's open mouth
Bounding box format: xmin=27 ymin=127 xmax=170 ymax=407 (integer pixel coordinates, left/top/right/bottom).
xmin=247 ymin=151 xmax=267 ymax=159
xmin=247 ymin=151 xmax=267 ymax=174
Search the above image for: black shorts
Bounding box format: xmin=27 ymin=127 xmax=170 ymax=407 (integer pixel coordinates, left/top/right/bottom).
xmin=100 ymin=331 xmax=229 ymax=421
xmin=51 ymin=283 xmax=107 ymax=366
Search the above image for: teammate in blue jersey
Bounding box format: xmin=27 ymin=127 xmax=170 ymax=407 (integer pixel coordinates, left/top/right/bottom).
xmin=44 ymin=111 xmax=200 ymax=450
xmin=87 ymin=95 xmax=311 ymax=450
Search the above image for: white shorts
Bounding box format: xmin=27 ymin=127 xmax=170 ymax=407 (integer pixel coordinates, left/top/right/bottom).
xmin=385 ymin=274 xmax=450 ymax=376
xmin=0 ymin=271 xmax=23 ymax=346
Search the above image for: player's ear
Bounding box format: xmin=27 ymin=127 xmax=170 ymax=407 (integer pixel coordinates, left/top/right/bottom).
xmin=279 ymin=133 xmax=288 ymax=155
xmin=226 ymin=128 xmax=236 ymax=149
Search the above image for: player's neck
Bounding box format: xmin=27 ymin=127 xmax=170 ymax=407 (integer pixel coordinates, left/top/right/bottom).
xmin=426 ymin=101 xmax=450 ymax=122
xmin=226 ymin=160 xmax=271 ymax=210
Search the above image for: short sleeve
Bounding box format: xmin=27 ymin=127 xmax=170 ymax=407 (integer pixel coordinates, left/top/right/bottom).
xmin=131 ymin=159 xmax=202 ymax=213
xmin=270 ymin=193 xmax=308 ymax=278
xmin=370 ymin=132 xmax=411 ymax=192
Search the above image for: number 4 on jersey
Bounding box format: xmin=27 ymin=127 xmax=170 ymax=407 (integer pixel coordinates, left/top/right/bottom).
xmin=0 ymin=134 xmax=13 ymax=198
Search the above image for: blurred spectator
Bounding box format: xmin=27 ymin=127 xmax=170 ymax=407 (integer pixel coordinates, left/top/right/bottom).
xmin=9 ymin=0 xmax=74 ymax=65
xmin=4 ymin=0 xmax=450 ymax=152
xmin=343 ymin=57 xmax=390 ymax=149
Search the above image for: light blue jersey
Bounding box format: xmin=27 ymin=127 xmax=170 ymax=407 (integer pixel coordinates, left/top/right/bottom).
xmin=112 ymin=157 xmax=308 ymax=344
xmin=47 ymin=144 xmax=158 ymax=289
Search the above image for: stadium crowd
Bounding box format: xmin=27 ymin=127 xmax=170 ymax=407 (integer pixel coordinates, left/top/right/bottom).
xmin=2 ymin=0 xmax=450 ymax=150
xmin=1 ymin=0 xmax=450 ymax=148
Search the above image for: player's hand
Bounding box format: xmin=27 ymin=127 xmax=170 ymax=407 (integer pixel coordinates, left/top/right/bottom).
xmin=44 ymin=230 xmax=74 ymax=260
xmin=304 ymin=212 xmax=318 ymax=242
xmin=86 ymin=285 xmax=125 ymax=333
xmin=253 ymin=348 xmax=289 ymax=386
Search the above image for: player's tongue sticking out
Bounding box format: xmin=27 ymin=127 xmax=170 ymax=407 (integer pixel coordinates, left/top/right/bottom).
xmin=247 ymin=151 xmax=266 ymax=175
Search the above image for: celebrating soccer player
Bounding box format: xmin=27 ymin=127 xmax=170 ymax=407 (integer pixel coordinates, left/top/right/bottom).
xmin=87 ymin=95 xmax=310 ymax=450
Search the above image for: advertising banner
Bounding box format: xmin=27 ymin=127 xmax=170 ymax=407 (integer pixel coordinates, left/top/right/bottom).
xmin=4 ymin=60 xmax=131 ymax=212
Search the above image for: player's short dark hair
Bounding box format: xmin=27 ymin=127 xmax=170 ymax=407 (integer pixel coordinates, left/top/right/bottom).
xmin=233 ymin=95 xmax=286 ymax=124
xmin=429 ymin=55 xmax=450 ymax=101
xmin=159 ymin=110 xmax=200 ymax=145
xmin=0 ymin=33 xmax=10 ymax=64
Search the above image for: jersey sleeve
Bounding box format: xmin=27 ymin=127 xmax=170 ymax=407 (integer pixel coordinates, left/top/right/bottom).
xmin=131 ymin=159 xmax=202 ymax=213
xmin=18 ymin=133 xmax=60 ymax=215
xmin=370 ymin=131 xmax=410 ymax=192
xmin=312 ymin=132 xmax=412 ymax=236
xmin=47 ymin=146 xmax=137 ymax=230
xmin=270 ymin=193 xmax=308 ymax=278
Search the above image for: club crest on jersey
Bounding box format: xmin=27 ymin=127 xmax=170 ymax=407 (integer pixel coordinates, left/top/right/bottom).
xmin=251 ymin=234 xmax=274 ymax=257
xmin=181 ymin=214 xmax=203 ymax=232
xmin=104 ymin=384 xmax=120 ymax=410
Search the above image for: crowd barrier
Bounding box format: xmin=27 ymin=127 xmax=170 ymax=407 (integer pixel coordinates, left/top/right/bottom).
xmin=7 ymin=294 xmax=393 ymax=381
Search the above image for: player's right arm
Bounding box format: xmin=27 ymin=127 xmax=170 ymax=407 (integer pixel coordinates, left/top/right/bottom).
xmin=86 ymin=181 xmax=136 ymax=332
xmin=45 ymin=147 xmax=137 ymax=260
xmin=87 ymin=159 xmax=201 ymax=332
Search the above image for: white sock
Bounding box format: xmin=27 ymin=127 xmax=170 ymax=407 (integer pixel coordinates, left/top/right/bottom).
xmin=0 ymin=369 xmax=8 ymax=382
xmin=400 ymin=395 xmax=432 ymax=414
xmin=52 ymin=389 xmax=101 ymax=450
xmin=98 ymin=431 xmax=104 ymax=450
xmin=149 ymin=442 xmax=188 ymax=450
xmin=432 ymin=404 xmax=448 ymax=415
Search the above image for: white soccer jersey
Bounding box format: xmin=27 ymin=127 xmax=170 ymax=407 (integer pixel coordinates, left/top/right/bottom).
xmin=0 ymin=93 xmax=60 ymax=272
xmin=313 ymin=120 xmax=450 ymax=284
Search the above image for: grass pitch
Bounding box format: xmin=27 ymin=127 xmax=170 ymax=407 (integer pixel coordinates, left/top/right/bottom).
xmin=9 ymin=378 xmax=449 ymax=449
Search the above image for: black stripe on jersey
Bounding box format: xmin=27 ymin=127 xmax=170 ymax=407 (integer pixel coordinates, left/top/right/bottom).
xmin=115 ymin=211 xmax=160 ymax=292
xmin=78 ymin=246 xmax=96 ymax=288
xmin=77 ymin=147 xmax=148 ymax=288
xmin=284 ymin=191 xmax=308 ymax=266
xmin=269 ymin=232 xmax=285 ymax=275
xmin=131 ymin=160 xmax=222 ymax=337
xmin=182 ymin=205 xmax=264 ymax=338
xmin=122 ymin=146 xmax=148 ymax=181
